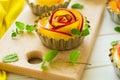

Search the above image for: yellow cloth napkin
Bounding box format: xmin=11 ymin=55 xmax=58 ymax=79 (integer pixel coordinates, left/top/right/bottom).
xmin=0 ymin=0 xmax=24 ymax=38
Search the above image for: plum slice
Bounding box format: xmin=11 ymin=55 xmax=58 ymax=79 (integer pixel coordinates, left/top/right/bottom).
xmin=49 ymin=8 xmax=76 ymax=28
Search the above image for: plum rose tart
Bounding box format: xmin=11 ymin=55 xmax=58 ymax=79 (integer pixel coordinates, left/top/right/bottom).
xmin=35 ymin=8 xmax=90 ymax=50
xmin=109 ymin=41 xmax=120 ymax=78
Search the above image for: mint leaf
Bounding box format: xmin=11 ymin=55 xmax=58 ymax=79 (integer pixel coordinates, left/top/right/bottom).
xmin=16 ymin=28 xmax=19 ymax=34
xmin=26 ymin=25 xmax=35 ymax=32
xmin=41 ymin=60 xmax=47 ymax=69
xmin=2 ymin=53 xmax=19 ymax=63
xmin=81 ymin=29 xmax=89 ymax=36
xmin=71 ymin=3 xmax=84 ymax=9
xmin=111 ymin=40 xmax=120 ymax=46
xmin=71 ymin=29 xmax=80 ymax=35
xmin=11 ymin=31 xmax=17 ymax=37
xmin=82 ymin=22 xmax=90 ymax=36
xmin=15 ymin=21 xmax=25 ymax=31
xmin=11 ymin=21 xmax=35 ymax=38
xmin=84 ymin=22 xmax=89 ymax=29
xmin=70 ymin=50 xmax=80 ymax=64
xmin=114 ymin=26 xmax=120 ymax=32
xmin=45 ymin=50 xmax=58 ymax=62
xmin=41 ymin=50 xmax=58 ymax=69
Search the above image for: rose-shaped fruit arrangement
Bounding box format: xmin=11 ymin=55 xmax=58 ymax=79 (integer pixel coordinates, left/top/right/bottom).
xmin=35 ymin=8 xmax=90 ymax=50
xmin=109 ymin=41 xmax=120 ymax=78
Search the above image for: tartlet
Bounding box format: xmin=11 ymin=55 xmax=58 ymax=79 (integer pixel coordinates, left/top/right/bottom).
xmin=109 ymin=41 xmax=120 ymax=78
xmin=26 ymin=0 xmax=71 ymax=16
xmin=35 ymin=8 xmax=90 ymax=50
xmin=106 ymin=0 xmax=120 ymax=24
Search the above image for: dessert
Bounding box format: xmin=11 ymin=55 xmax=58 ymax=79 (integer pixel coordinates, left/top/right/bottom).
xmin=35 ymin=0 xmax=64 ymax=7
xmin=35 ymin=8 xmax=90 ymax=50
xmin=106 ymin=0 xmax=120 ymax=24
xmin=109 ymin=41 xmax=120 ymax=77
xmin=26 ymin=0 xmax=71 ymax=16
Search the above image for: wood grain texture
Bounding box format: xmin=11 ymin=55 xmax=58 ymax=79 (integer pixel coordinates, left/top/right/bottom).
xmin=0 ymin=0 xmax=107 ymax=80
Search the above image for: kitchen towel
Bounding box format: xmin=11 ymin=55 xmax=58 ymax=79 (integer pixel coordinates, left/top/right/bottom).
xmin=0 ymin=0 xmax=24 ymax=38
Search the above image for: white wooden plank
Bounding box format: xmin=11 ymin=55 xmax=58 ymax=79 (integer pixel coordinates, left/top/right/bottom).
xmin=87 ymin=34 xmax=120 ymax=68
xmin=82 ymin=65 xmax=119 ymax=80
xmin=99 ymin=10 xmax=119 ymax=35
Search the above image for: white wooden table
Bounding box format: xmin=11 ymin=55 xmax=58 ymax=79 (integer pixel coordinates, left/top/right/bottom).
xmin=3 ymin=2 xmax=120 ymax=80
xmin=82 ymin=10 xmax=120 ymax=80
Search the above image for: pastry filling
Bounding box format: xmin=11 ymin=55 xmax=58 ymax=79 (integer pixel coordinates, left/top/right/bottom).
xmin=37 ymin=8 xmax=88 ymax=40
xmin=30 ymin=0 xmax=64 ymax=6
xmin=109 ymin=0 xmax=120 ymax=13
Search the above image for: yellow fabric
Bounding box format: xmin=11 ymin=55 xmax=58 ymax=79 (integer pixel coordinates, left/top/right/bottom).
xmin=0 ymin=0 xmax=24 ymax=38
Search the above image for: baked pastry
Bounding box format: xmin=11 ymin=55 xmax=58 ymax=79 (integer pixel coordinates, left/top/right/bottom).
xmin=35 ymin=0 xmax=64 ymax=7
xmin=109 ymin=41 xmax=120 ymax=77
xmin=26 ymin=0 xmax=71 ymax=16
xmin=35 ymin=8 xmax=90 ymax=50
xmin=106 ymin=0 xmax=120 ymax=24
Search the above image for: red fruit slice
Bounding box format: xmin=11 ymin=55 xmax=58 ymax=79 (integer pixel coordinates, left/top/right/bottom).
xmin=56 ymin=20 xmax=81 ymax=33
xmin=55 ymin=14 xmax=72 ymax=23
xmin=117 ymin=44 xmax=120 ymax=57
xmin=80 ymin=17 xmax=84 ymax=31
xmin=70 ymin=9 xmax=84 ymax=31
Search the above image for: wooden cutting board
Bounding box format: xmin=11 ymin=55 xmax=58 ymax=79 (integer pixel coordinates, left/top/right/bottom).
xmin=0 ymin=0 xmax=107 ymax=80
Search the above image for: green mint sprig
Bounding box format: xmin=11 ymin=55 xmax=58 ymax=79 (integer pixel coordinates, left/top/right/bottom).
xmin=70 ymin=50 xmax=80 ymax=64
xmin=41 ymin=50 xmax=81 ymax=69
xmin=26 ymin=25 xmax=35 ymax=32
xmin=111 ymin=26 xmax=120 ymax=46
xmin=71 ymin=3 xmax=84 ymax=9
xmin=71 ymin=29 xmax=81 ymax=35
xmin=71 ymin=22 xmax=90 ymax=36
xmin=41 ymin=50 xmax=58 ymax=69
xmin=81 ymin=22 xmax=90 ymax=36
xmin=81 ymin=29 xmax=89 ymax=36
xmin=11 ymin=30 xmax=17 ymax=37
xmin=2 ymin=53 xmax=19 ymax=63
xmin=11 ymin=21 xmax=35 ymax=38
xmin=16 ymin=21 xmax=25 ymax=31
xmin=114 ymin=26 xmax=120 ymax=33
xmin=111 ymin=40 xmax=120 ymax=46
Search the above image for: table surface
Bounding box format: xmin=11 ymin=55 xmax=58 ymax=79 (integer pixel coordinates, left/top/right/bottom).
xmin=2 ymin=2 xmax=120 ymax=80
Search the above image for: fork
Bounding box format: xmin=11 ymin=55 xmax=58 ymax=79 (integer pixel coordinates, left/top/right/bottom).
xmin=0 ymin=70 xmax=6 ymax=80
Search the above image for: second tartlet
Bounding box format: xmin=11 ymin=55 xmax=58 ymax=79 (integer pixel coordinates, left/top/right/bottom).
xmin=106 ymin=0 xmax=120 ymax=24
xmin=26 ymin=0 xmax=71 ymax=16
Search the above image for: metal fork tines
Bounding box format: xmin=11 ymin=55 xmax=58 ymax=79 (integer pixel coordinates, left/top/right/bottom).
xmin=0 ymin=71 xmax=6 ymax=80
